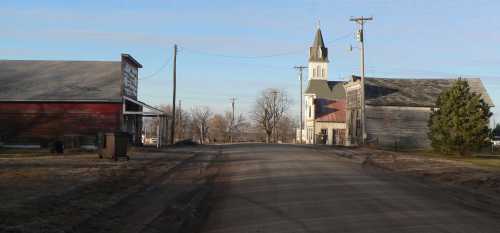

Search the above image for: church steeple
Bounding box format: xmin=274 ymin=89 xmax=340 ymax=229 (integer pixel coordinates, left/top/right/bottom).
xmin=313 ymin=28 xmax=325 ymax=48
xmin=309 ymin=27 xmax=329 ymax=62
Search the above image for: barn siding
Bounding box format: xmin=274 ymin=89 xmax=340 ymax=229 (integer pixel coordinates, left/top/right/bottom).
xmin=0 ymin=102 xmax=122 ymax=145
xmin=365 ymin=105 xmax=432 ymax=149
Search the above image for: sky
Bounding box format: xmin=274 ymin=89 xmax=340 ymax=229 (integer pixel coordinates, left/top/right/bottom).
xmin=1 ymin=0 xmax=499 ymax=124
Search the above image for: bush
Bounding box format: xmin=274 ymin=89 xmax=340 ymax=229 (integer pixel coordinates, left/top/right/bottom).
xmin=493 ymin=124 xmax=500 ymax=137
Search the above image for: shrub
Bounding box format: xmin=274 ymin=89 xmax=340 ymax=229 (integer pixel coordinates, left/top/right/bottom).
xmin=428 ymin=78 xmax=492 ymax=156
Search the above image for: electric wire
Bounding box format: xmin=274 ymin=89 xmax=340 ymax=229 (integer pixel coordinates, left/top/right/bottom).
xmin=179 ymin=30 xmax=356 ymax=60
xmin=140 ymin=58 xmax=172 ymax=80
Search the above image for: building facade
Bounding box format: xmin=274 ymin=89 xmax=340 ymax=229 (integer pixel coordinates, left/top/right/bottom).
xmin=0 ymin=54 xmax=168 ymax=148
xmin=302 ymin=27 xmax=348 ymax=145
xmin=299 ymin=27 xmax=494 ymax=149
xmin=344 ymin=76 xmax=494 ymax=149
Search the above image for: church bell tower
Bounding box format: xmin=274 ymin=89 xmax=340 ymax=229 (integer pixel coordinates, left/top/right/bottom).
xmin=308 ymin=27 xmax=329 ymax=81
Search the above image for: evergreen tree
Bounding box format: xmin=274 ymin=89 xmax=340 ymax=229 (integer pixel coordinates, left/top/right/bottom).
xmin=428 ymin=78 xmax=492 ymax=155
xmin=493 ymin=124 xmax=500 ymax=137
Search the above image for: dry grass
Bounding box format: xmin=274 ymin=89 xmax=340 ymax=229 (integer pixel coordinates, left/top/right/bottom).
xmin=0 ymin=147 xmax=198 ymax=232
xmin=410 ymin=149 xmax=500 ymax=171
xmin=0 ymin=147 xmax=96 ymax=158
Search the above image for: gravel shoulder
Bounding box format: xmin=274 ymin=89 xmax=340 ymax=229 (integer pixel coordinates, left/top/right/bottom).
xmin=313 ymin=145 xmax=500 ymax=214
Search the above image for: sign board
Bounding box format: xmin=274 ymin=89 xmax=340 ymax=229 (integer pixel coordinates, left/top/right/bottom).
xmin=123 ymin=62 xmax=138 ymax=99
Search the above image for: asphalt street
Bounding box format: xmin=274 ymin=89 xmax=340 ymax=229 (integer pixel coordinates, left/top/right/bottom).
xmin=200 ymin=144 xmax=500 ymax=233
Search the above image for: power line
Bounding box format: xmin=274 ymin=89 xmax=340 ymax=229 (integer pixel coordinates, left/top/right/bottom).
xmin=327 ymin=31 xmax=356 ymax=46
xmin=180 ymin=46 xmax=304 ymax=59
xmin=140 ymin=58 xmax=172 ymax=80
xmin=178 ymin=30 xmax=355 ymax=60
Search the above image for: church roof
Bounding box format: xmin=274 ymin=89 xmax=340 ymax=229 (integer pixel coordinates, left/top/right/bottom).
xmin=309 ymin=28 xmax=329 ymax=62
xmin=313 ymin=28 xmax=326 ymax=48
xmin=351 ymin=76 xmax=494 ymax=107
xmin=315 ymin=99 xmax=346 ymax=123
xmin=305 ymin=80 xmax=345 ymax=100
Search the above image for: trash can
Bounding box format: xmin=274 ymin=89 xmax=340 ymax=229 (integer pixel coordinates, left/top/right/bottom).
xmin=98 ymin=132 xmax=129 ymax=161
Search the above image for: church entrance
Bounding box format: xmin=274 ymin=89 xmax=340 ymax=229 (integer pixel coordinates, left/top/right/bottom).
xmin=319 ymin=129 xmax=328 ymax=144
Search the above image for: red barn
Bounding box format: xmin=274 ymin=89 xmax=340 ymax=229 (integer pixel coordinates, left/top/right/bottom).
xmin=0 ymin=54 xmax=166 ymax=148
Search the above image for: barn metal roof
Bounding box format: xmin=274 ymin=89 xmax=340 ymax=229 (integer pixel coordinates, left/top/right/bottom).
xmin=0 ymin=60 xmax=123 ymax=102
xmin=355 ymin=76 xmax=495 ymax=107
xmin=305 ymin=80 xmax=346 ymax=100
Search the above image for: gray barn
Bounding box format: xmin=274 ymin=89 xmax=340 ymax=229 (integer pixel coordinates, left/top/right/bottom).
xmin=344 ymin=76 xmax=494 ymax=149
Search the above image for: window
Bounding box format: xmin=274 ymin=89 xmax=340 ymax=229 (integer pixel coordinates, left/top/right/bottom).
xmin=322 ymin=68 xmax=325 ymax=77
xmin=313 ymin=68 xmax=316 ymax=77
xmin=308 ymin=106 xmax=311 ymax=118
xmin=317 ymin=66 xmax=320 ymax=77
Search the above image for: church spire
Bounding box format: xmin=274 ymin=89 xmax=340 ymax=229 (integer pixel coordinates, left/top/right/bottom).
xmin=309 ymin=26 xmax=328 ymax=62
xmin=312 ymin=28 xmax=326 ymax=48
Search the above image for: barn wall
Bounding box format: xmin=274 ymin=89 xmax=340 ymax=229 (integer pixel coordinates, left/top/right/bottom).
xmin=0 ymin=102 xmax=122 ymax=145
xmin=366 ymin=105 xmax=432 ymax=149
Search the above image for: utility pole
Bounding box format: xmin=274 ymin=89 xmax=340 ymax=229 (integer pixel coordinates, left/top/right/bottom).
xmin=170 ymin=44 xmax=177 ymax=145
xmin=178 ymin=99 xmax=182 ymax=140
xmin=229 ymin=97 xmax=236 ymax=143
xmin=271 ymin=90 xmax=279 ymax=143
xmin=294 ymin=65 xmax=307 ymax=144
xmin=350 ymin=16 xmax=373 ymax=145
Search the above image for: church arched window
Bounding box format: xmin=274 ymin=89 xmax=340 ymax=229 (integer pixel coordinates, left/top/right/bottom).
xmin=317 ymin=66 xmax=321 ymax=77
xmin=322 ymin=68 xmax=325 ymax=77
xmin=313 ymin=68 xmax=316 ymax=77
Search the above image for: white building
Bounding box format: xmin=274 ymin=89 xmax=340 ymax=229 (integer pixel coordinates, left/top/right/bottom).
xmin=301 ymin=27 xmax=348 ymax=145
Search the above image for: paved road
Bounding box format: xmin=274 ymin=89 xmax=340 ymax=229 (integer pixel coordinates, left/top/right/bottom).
xmin=200 ymin=144 xmax=500 ymax=233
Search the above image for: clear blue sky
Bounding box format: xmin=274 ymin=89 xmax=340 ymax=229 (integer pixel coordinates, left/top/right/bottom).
xmin=1 ymin=0 xmax=499 ymax=124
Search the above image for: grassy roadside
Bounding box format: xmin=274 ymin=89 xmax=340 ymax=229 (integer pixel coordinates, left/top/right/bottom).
xmin=411 ymin=149 xmax=500 ymax=171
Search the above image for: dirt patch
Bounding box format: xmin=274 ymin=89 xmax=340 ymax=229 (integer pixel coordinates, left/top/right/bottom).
xmin=68 ymin=147 xmax=224 ymax=233
xmin=0 ymin=148 xmax=200 ymax=233
xmin=361 ymin=151 xmax=500 ymax=194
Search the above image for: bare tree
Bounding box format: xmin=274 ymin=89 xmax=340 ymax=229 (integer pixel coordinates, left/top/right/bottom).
xmin=231 ymin=113 xmax=250 ymax=142
xmin=209 ymin=113 xmax=230 ymax=143
xmin=276 ymin=115 xmax=297 ymax=143
xmin=175 ymin=106 xmax=192 ymax=141
xmin=252 ymin=88 xmax=290 ymax=143
xmin=191 ymin=106 xmax=212 ymax=144
xmin=144 ymin=105 xmax=192 ymax=143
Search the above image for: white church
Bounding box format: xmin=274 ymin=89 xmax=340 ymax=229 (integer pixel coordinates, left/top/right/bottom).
xmin=300 ymin=27 xmax=348 ymax=145
xmin=298 ymin=26 xmax=494 ymax=149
